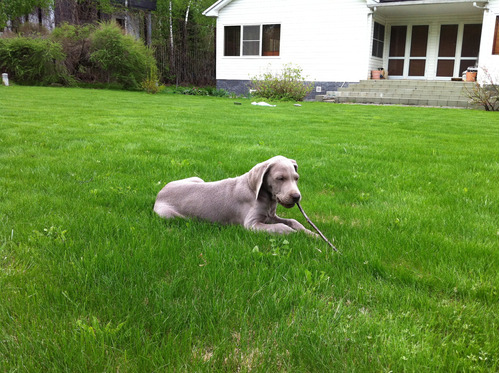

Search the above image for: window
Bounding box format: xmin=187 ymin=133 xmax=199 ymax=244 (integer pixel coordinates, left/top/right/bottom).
xmin=388 ymin=25 xmax=406 ymax=75
xmin=224 ymin=26 xmax=240 ymax=56
xmin=243 ymin=26 xmax=260 ymax=55
xmin=262 ymin=24 xmax=280 ymax=56
xmin=115 ymin=18 xmax=125 ymax=29
xmin=372 ymin=22 xmax=385 ymax=58
xmin=224 ymin=24 xmax=281 ymax=57
xmin=493 ymin=16 xmax=499 ymax=55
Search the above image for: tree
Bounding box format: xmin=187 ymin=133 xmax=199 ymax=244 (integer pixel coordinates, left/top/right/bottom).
xmin=0 ymin=0 xmax=53 ymax=29
xmin=153 ymin=0 xmax=216 ymax=85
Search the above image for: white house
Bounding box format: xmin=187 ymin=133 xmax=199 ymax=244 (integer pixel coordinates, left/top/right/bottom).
xmin=203 ymin=0 xmax=499 ymax=98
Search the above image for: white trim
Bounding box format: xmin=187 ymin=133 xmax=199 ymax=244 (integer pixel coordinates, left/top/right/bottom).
xmin=203 ymin=0 xmax=235 ymax=17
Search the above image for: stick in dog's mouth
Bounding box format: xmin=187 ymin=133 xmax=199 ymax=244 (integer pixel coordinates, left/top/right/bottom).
xmin=296 ymin=202 xmax=340 ymax=253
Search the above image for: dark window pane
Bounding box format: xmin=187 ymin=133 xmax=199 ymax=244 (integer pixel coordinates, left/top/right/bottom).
xmin=410 ymin=25 xmax=428 ymax=57
xmin=262 ymin=24 xmax=280 ymax=56
xmin=436 ymin=60 xmax=455 ymax=76
xmin=224 ymin=26 xmax=240 ymax=56
xmin=372 ymin=22 xmax=385 ymax=58
xmin=388 ymin=59 xmax=404 ymax=75
xmin=243 ymin=41 xmax=259 ymax=55
xmin=409 ymin=59 xmax=426 ymax=76
xmin=374 ymin=22 xmax=385 ymax=41
xmin=461 ymin=24 xmax=482 ymax=57
xmin=389 ymin=26 xmax=407 ymax=57
xmin=438 ymin=25 xmax=458 ymax=57
xmin=372 ymin=40 xmax=384 ymax=58
xmin=460 ymin=59 xmax=477 ymax=75
xmin=243 ymin=25 xmax=260 ymax=41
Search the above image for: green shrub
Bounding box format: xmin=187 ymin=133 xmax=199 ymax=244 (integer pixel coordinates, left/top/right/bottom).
xmin=205 ymin=86 xmax=230 ymax=97
xmin=89 ymin=22 xmax=157 ymax=90
xmin=51 ymin=23 xmax=95 ymax=81
xmin=141 ymin=66 xmax=165 ymax=94
xmin=0 ymin=37 xmax=70 ymax=85
xmin=171 ymin=86 xmax=229 ymax=97
xmin=464 ymin=67 xmax=499 ymax=111
xmin=250 ymin=63 xmax=313 ymax=101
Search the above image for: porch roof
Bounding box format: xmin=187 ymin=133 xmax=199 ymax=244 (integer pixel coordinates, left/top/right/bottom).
xmin=366 ymin=0 xmax=487 ymax=17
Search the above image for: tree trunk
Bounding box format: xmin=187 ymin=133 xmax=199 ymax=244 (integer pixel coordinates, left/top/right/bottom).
xmin=169 ymin=0 xmax=175 ymax=84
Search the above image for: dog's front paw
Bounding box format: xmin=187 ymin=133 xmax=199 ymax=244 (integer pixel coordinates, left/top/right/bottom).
xmin=288 ymin=219 xmax=307 ymax=231
xmin=289 ymin=220 xmax=318 ymax=237
xmin=304 ymin=228 xmax=320 ymax=238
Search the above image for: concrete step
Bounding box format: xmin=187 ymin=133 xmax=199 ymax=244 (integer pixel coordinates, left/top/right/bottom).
xmin=330 ymin=90 xmax=467 ymax=97
xmin=323 ymin=80 xmax=475 ymax=108
xmin=354 ymin=80 xmax=474 ymax=87
xmin=338 ymin=87 xmax=468 ymax=95
xmin=334 ymin=96 xmax=470 ymax=108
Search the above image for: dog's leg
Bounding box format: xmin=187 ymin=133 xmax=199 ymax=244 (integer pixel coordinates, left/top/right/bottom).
xmin=270 ymin=216 xmax=318 ymax=237
xmin=154 ymin=202 xmax=185 ymax=219
xmin=154 ymin=177 xmax=205 ymax=219
xmin=250 ymin=222 xmax=297 ymax=234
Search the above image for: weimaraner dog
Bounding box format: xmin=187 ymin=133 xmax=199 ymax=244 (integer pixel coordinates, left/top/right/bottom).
xmin=154 ymin=155 xmax=316 ymax=235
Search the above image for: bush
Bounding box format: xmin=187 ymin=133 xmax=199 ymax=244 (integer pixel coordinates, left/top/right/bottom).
xmin=141 ymin=66 xmax=165 ymax=94
xmin=250 ymin=63 xmax=313 ymax=101
xmin=0 ymin=37 xmax=70 ymax=85
xmin=171 ymin=86 xmax=229 ymax=97
xmin=464 ymin=67 xmax=499 ymax=111
xmin=0 ymin=22 xmax=159 ymax=90
xmin=89 ymin=22 xmax=157 ymax=90
xmin=50 ymin=23 xmax=94 ymax=81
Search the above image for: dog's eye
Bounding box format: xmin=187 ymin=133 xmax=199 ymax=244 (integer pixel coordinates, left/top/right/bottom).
xmin=276 ymin=176 xmax=285 ymax=181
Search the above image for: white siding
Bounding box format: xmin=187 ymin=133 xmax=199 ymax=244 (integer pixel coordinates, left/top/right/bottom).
xmin=215 ymin=0 xmax=370 ymax=82
xmin=478 ymin=0 xmax=499 ymax=83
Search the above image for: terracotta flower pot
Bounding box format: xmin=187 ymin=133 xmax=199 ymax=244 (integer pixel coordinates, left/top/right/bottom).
xmin=371 ymin=70 xmax=382 ymax=80
xmin=465 ymin=72 xmax=477 ymax=82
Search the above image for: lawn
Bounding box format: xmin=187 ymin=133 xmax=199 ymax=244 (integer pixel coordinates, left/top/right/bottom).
xmin=0 ymin=86 xmax=498 ymax=372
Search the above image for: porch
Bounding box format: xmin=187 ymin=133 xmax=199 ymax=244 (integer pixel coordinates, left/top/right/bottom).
xmin=321 ymin=80 xmax=479 ymax=108
xmin=367 ymin=0 xmax=487 ymax=80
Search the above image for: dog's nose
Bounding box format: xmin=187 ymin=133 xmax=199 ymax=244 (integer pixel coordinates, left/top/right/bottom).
xmin=291 ymin=193 xmax=301 ymax=203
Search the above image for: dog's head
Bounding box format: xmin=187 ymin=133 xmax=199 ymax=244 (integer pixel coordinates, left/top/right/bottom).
xmin=247 ymin=156 xmax=301 ymax=208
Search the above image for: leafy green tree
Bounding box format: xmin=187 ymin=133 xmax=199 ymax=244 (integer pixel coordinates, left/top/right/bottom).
xmin=154 ymin=0 xmax=216 ymax=84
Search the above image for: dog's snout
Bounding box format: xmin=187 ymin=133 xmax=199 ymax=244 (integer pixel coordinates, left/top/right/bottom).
xmin=291 ymin=193 xmax=301 ymax=203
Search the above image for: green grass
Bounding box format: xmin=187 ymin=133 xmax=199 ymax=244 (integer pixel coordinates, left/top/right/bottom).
xmin=0 ymin=86 xmax=498 ymax=372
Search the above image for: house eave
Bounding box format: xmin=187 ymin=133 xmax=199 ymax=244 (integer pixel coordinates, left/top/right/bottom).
xmin=203 ymin=0 xmax=235 ymax=17
xmin=367 ymin=0 xmax=488 ymax=17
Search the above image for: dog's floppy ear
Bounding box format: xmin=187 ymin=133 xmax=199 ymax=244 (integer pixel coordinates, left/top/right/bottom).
xmin=290 ymin=159 xmax=298 ymax=172
xmin=247 ymin=160 xmax=272 ymax=200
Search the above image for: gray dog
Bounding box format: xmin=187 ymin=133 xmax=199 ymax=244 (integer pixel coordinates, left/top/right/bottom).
xmin=154 ymin=155 xmax=315 ymax=235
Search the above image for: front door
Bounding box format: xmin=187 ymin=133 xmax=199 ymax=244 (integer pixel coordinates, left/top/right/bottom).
xmin=388 ymin=25 xmax=429 ymax=78
xmin=437 ymin=24 xmax=482 ymax=78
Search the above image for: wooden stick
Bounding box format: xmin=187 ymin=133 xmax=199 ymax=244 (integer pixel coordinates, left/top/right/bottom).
xmin=297 ymin=202 xmax=340 ymax=253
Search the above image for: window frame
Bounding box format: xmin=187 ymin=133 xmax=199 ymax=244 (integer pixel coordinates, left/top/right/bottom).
xmin=223 ymin=23 xmax=281 ymax=58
